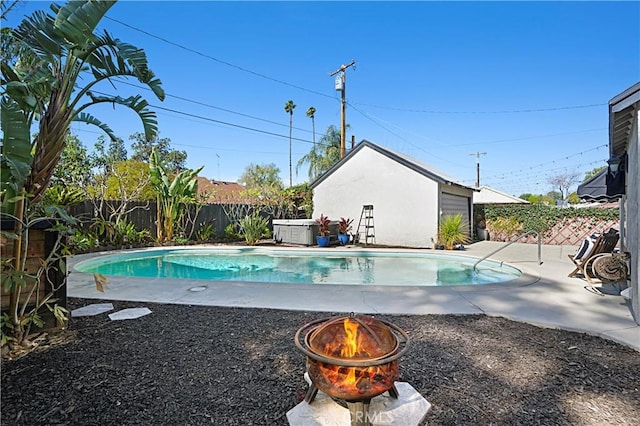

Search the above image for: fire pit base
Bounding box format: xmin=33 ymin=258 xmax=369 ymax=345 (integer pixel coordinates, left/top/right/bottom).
xmin=286 ymin=373 xmax=431 ymax=426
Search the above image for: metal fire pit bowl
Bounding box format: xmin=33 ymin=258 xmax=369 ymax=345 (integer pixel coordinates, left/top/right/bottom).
xmin=295 ymin=314 xmax=409 ymax=401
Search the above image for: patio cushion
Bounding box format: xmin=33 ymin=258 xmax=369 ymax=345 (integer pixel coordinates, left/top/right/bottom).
xmin=574 ymin=238 xmax=595 ymax=260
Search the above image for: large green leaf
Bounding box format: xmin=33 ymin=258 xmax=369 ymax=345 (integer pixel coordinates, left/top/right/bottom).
xmin=80 ymin=93 xmax=159 ymax=141
xmin=52 ymin=0 xmax=114 ymax=47
xmin=149 ymin=147 xmax=168 ymax=192
xmin=72 ymin=112 xmax=116 ymax=140
xmin=0 ymin=98 xmax=33 ymax=212
xmin=13 ymin=9 xmax=63 ymax=59
xmin=84 ymin=32 xmax=165 ymax=102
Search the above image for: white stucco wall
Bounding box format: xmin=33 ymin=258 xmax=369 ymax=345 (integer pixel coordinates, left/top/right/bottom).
xmin=627 ymin=113 xmax=639 ymax=322
xmin=312 ymin=146 xmax=440 ymax=248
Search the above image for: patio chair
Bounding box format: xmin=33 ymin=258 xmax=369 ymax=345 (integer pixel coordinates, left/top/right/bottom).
xmin=568 ymin=229 xmax=620 ymax=284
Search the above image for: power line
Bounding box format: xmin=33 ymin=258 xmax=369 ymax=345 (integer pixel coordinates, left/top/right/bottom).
xmin=104 ymin=15 xmax=335 ymax=100
xmin=104 ymin=15 xmax=609 ymax=118
xmin=351 ymin=102 xmax=607 ymax=114
xmin=478 ymin=159 xmax=606 ymax=186
xmin=149 ymin=104 xmax=317 ymax=145
xmin=89 ymin=89 xmax=322 ymax=146
xmin=112 ymin=79 xmax=321 ymax=135
xmin=108 ymin=79 xmax=607 ymax=175
xmin=346 ymin=100 xmax=466 ymax=167
xmin=447 ymin=128 xmax=605 ymax=147
xmin=483 ymin=144 xmax=608 ymax=181
xmin=69 ymin=126 xmax=307 ymax=157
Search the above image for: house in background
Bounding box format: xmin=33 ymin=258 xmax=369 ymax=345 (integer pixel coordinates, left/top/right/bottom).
xmin=310 ymin=140 xmax=475 ymax=248
xmin=608 ymin=82 xmax=639 ymax=324
xmin=195 ymin=177 xmax=245 ymax=203
xmin=472 ymin=186 xmax=529 ymax=240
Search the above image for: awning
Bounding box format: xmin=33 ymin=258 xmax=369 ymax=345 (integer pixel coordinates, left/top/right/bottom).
xmin=577 ymin=168 xmax=624 ymax=202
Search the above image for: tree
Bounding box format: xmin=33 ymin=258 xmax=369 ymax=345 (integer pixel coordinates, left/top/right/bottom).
xmin=546 ymin=190 xmax=563 ymax=204
xmin=583 ymin=166 xmax=607 ymax=183
xmin=306 ymin=106 xmax=316 ymax=147
xmin=92 ymin=134 xmax=128 ymax=175
xmin=2 ymin=2 xmax=164 ymax=209
xmin=129 ymin=132 xmax=186 ymax=173
xmin=0 ymin=0 xmax=164 ymax=346
xmin=297 ymin=124 xmax=343 ymax=181
xmin=284 ymin=100 xmax=296 ymax=187
xmin=87 ymin=160 xmax=155 ymax=234
xmin=238 ymin=163 xmax=284 ymax=190
xmin=102 ymin=160 xmax=155 ymax=201
xmin=52 ymin=134 xmax=93 ymax=187
xmin=567 ymin=192 xmax=580 ymax=205
xmin=149 ymin=148 xmax=203 ymax=242
xmin=547 ymin=172 xmax=580 ymax=201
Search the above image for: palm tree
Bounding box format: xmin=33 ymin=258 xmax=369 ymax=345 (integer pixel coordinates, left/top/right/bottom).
xmin=306 ymin=106 xmax=316 ymax=147
xmin=1 ymin=0 xmax=164 ymax=345
xmin=284 ymin=100 xmax=296 ymax=187
xmin=296 ymin=124 xmax=345 ymax=181
xmin=2 ymin=0 xmax=164 ymax=209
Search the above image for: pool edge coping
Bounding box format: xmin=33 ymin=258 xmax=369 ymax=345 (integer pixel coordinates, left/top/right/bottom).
xmin=68 ymin=244 xmax=536 ymax=291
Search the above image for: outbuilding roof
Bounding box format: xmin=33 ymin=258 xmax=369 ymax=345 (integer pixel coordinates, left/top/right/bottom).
xmin=609 ymin=81 xmax=640 ymax=157
xmin=473 ymin=186 xmax=529 ymax=204
xmin=310 ymin=140 xmax=475 ymax=191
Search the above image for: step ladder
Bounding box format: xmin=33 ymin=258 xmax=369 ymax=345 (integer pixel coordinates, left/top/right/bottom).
xmin=356 ymin=204 xmax=375 ymax=246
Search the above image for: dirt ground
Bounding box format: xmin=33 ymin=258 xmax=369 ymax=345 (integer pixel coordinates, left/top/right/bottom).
xmin=2 ymin=298 xmax=639 ymax=425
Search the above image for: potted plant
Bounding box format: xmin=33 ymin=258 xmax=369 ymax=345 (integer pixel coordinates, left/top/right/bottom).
xmin=437 ymin=214 xmax=470 ymax=250
xmin=315 ymin=214 xmax=331 ymax=247
xmin=337 ymin=217 xmax=353 ymax=245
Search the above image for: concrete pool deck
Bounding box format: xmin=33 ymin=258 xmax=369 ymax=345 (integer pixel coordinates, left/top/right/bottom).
xmin=67 ymin=241 xmax=639 ymax=350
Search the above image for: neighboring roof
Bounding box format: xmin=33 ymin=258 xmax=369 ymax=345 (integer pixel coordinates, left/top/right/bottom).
xmin=576 ymin=168 xmax=624 ymax=202
xmin=310 ymin=140 xmax=475 ymax=192
xmin=473 ymin=186 xmax=529 ymax=204
xmin=609 ymin=81 xmax=640 ymax=157
xmin=196 ymin=177 xmax=245 ymax=202
xmin=573 ymin=200 xmax=620 ymax=209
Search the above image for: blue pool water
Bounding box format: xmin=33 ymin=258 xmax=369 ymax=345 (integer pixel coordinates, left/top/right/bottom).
xmin=75 ymin=248 xmax=523 ymax=287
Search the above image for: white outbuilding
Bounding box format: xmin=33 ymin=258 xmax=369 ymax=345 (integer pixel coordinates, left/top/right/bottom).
xmin=608 ymin=82 xmax=639 ymax=324
xmin=310 ymin=140 xmax=476 ymax=248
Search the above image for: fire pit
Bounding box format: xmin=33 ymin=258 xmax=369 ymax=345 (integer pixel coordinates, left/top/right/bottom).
xmin=295 ymin=313 xmax=409 ymax=425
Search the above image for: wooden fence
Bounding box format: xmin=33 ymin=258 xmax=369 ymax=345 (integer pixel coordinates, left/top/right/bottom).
xmin=68 ymin=200 xmax=262 ymax=240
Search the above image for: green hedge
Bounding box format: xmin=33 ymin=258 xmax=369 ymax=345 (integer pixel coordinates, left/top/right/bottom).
xmin=484 ymin=204 xmax=619 ymax=233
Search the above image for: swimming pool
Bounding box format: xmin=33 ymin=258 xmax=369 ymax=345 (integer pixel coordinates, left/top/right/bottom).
xmin=74 ymin=248 xmax=522 ymax=287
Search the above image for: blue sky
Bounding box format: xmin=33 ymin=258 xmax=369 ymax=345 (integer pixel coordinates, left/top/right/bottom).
xmin=7 ymin=1 xmax=640 ymax=196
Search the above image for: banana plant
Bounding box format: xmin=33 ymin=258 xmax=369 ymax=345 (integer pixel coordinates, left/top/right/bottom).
xmin=150 ymin=148 xmax=203 ymax=242
xmin=0 ymin=0 xmax=164 ymax=346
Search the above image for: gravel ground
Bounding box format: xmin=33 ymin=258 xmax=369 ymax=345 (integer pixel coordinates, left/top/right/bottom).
xmin=2 ymin=298 xmax=639 ymax=425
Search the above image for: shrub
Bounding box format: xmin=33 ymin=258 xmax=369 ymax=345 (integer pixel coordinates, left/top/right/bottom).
xmin=196 ymin=222 xmax=216 ymax=242
xmin=224 ymin=223 xmax=241 ymax=240
xmin=438 ymin=214 xmax=470 ymax=249
xmin=239 ymin=212 xmax=269 ymax=245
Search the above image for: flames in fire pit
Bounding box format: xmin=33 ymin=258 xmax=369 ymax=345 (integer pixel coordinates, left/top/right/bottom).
xmin=295 ymin=314 xmax=409 ymax=402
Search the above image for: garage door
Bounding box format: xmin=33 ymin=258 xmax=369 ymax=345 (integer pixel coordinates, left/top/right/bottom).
xmin=441 ymin=193 xmax=471 ymax=236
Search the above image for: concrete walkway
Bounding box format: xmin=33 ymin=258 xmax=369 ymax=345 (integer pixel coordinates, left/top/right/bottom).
xmin=67 ymin=242 xmax=639 ymax=350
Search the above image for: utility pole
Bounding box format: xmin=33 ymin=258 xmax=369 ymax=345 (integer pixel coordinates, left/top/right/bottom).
xmin=470 ymin=152 xmax=487 ymax=188
xmin=330 ymin=60 xmax=355 ymax=158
